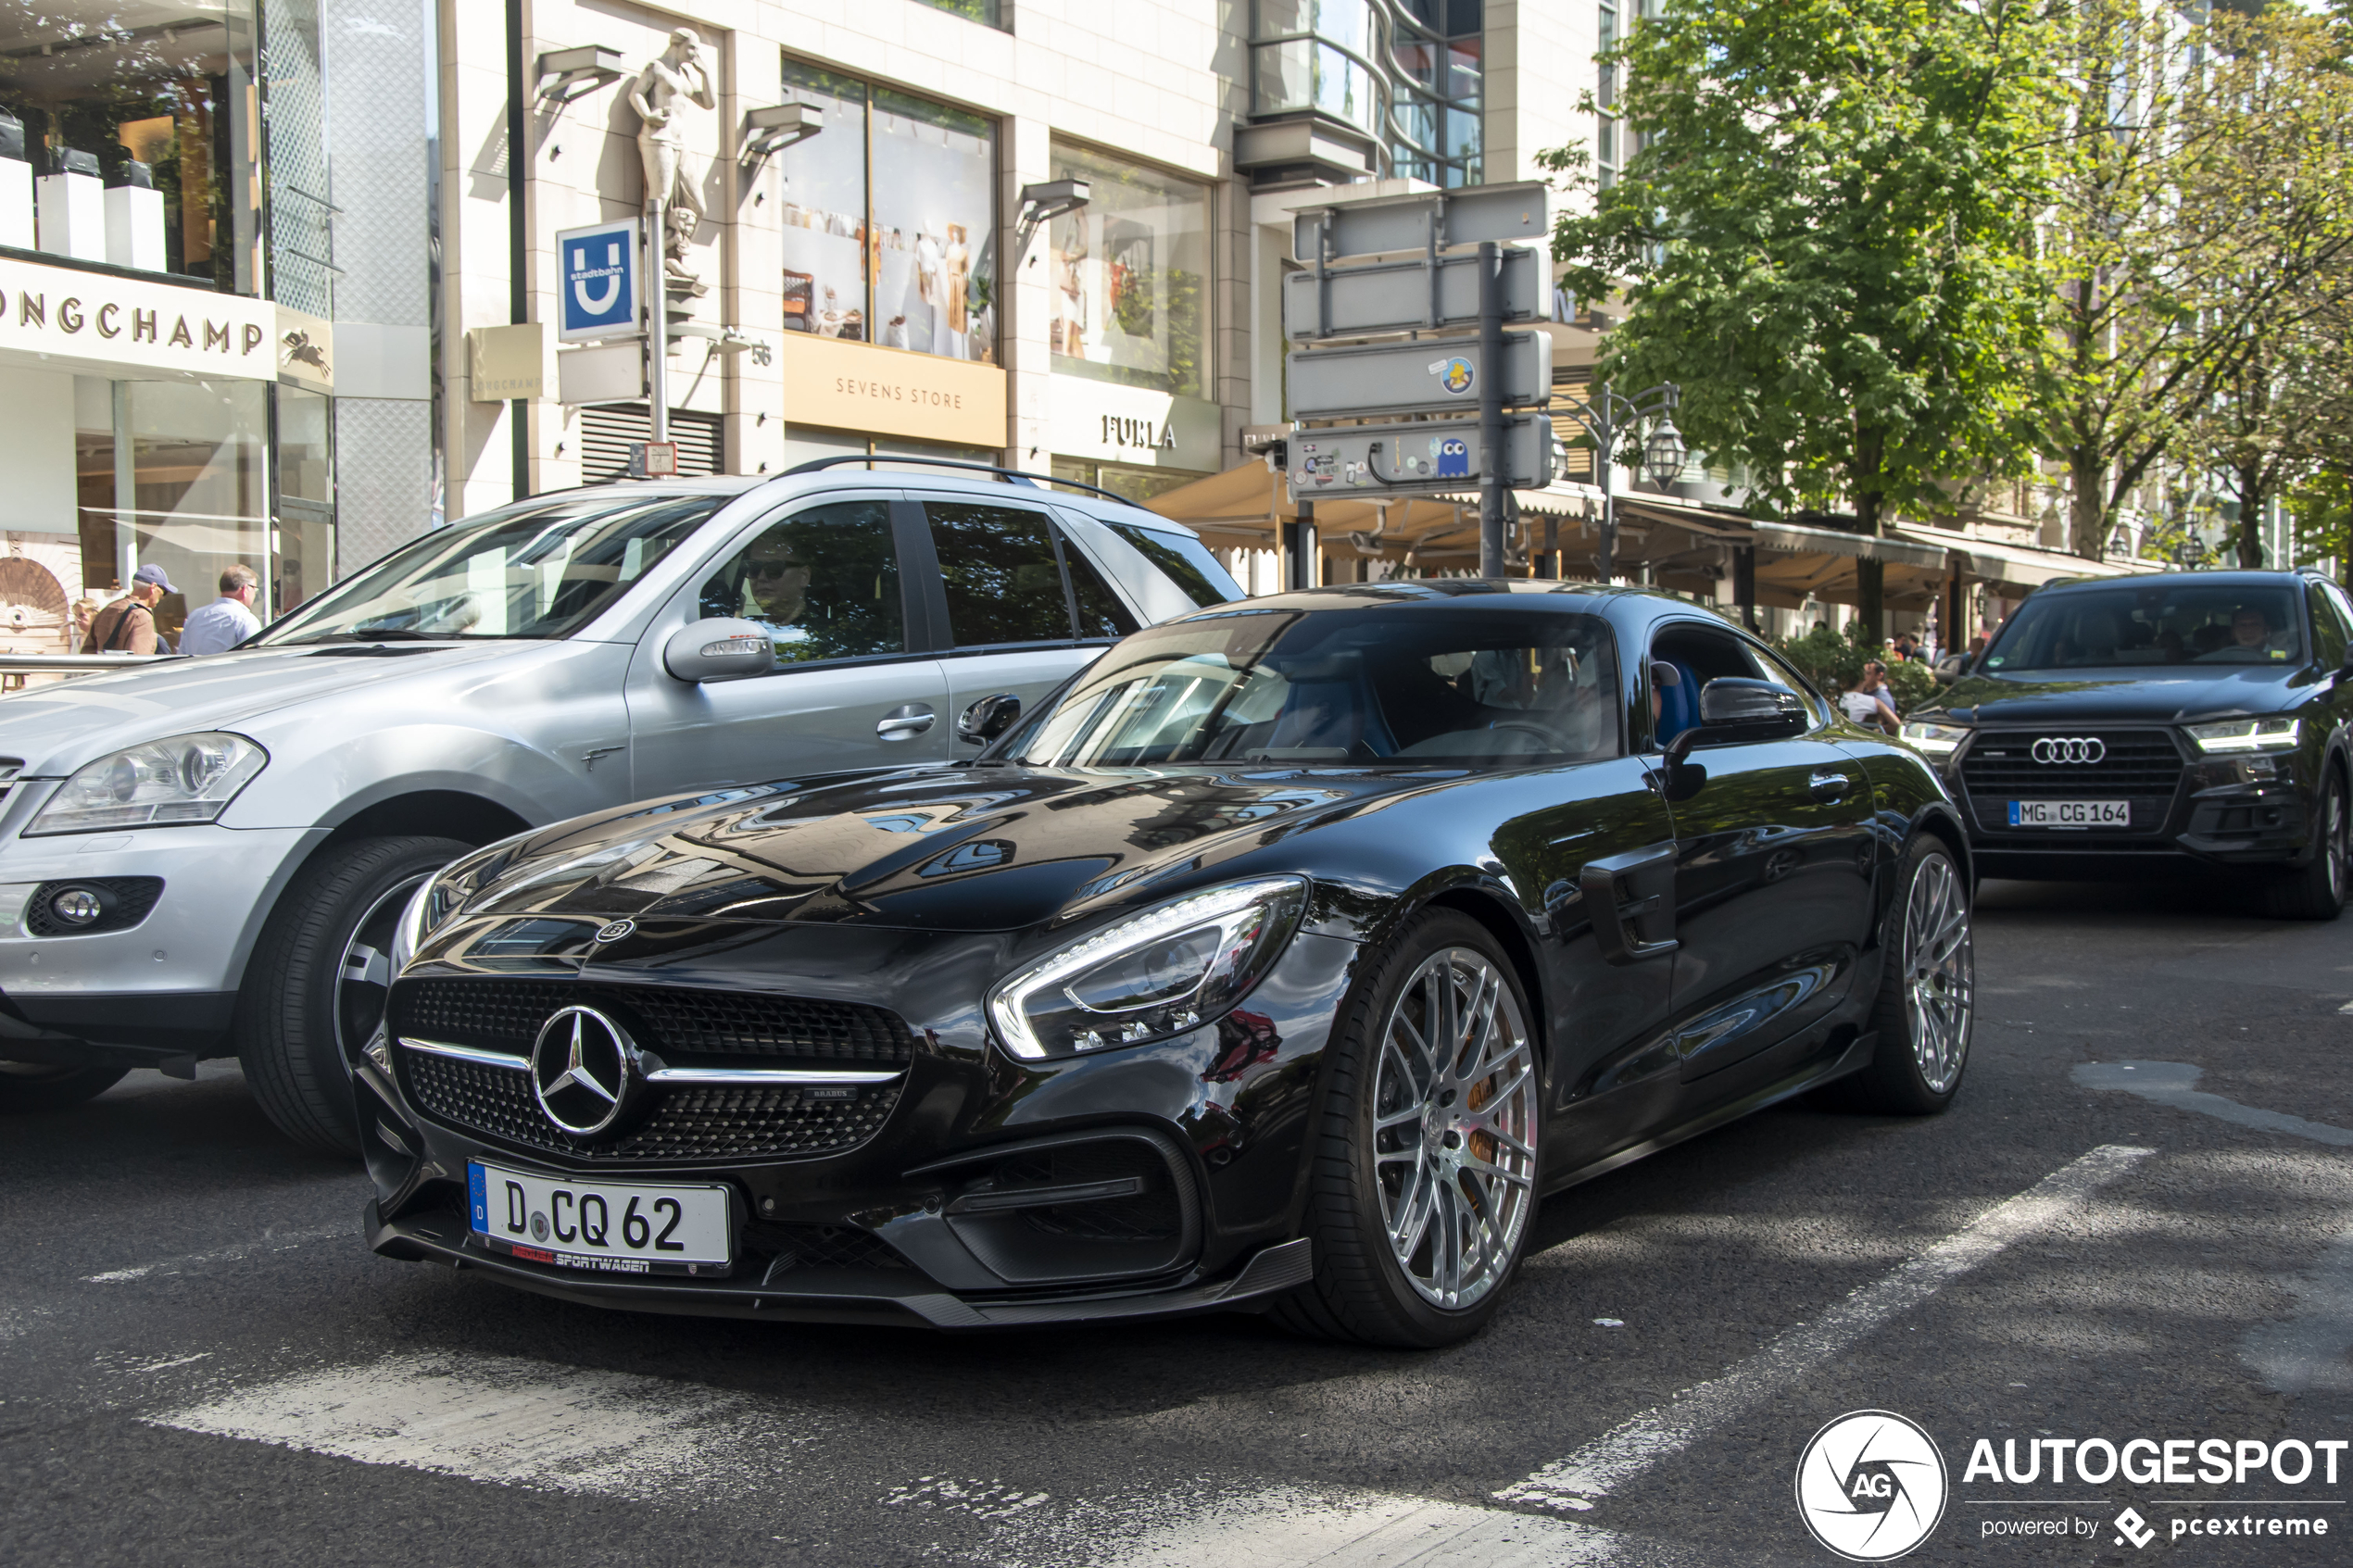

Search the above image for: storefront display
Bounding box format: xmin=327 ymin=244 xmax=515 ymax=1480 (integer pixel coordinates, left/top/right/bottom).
xmin=777 ymin=58 xmax=996 ymax=365
xmin=1048 ymin=143 xmax=1208 ymax=398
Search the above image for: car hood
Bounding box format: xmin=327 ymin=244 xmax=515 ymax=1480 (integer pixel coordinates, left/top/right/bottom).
xmin=1923 ymin=666 xmax=2313 ymax=726
xmin=438 ymin=763 xmax=1430 ymax=936
xmin=0 ymin=642 xmax=552 ymax=776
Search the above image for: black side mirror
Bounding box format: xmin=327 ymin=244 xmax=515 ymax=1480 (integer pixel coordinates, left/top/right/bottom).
xmin=1663 ymin=678 xmax=1809 ymax=768
xmin=957 ymin=692 xmax=1022 ymax=745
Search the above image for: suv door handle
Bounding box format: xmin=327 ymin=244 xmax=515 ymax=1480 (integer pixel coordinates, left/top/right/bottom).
xmin=1809 ymin=771 xmax=1851 ymax=799
xmin=1580 ymin=843 xmax=1680 ymax=964
xmin=876 ymin=704 xmax=937 ymax=740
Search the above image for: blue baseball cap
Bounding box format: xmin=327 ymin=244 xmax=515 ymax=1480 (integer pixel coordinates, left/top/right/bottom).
xmin=132 ymin=562 xmax=179 ymax=595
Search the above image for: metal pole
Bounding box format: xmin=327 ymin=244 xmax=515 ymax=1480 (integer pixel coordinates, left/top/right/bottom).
xmin=1594 ymin=385 xmax=1617 ymax=585
xmin=1477 ymin=240 xmax=1505 ymax=579
xmin=646 ymin=201 xmax=669 ymax=445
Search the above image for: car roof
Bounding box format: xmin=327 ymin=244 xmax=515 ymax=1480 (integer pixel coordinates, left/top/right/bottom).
xmin=1178 ymin=580 xmax=1721 ymax=620
xmin=2035 ymin=569 xmax=2316 ymax=593
xmin=522 ymin=468 xmax=1183 ymax=532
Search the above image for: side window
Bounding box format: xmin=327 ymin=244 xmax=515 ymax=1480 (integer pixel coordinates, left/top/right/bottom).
xmin=2310 ymin=583 xmax=2349 ymax=670
xmin=1064 ymin=539 xmax=1139 ymax=639
xmin=925 ymin=502 xmax=1074 ymax=646
xmin=696 ymin=500 xmax=904 ymax=667
xmin=1747 ymin=642 xmax=1830 ymax=725
xmin=1647 ymin=622 xmax=1788 ymax=747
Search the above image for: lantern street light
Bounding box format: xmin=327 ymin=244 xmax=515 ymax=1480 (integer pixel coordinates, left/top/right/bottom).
xmin=1548 ymin=381 xmax=1683 ymax=584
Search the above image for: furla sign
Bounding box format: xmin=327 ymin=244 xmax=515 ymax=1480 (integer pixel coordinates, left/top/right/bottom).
xmin=1051 ymin=375 xmax=1219 ymax=471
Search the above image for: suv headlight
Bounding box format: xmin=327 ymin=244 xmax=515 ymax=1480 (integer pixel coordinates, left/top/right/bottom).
xmin=2187 ymin=717 xmax=2301 ymax=754
xmin=987 ymin=876 xmax=1309 ymax=1060
xmin=1899 ymin=721 xmax=1969 ymax=758
xmin=24 ymin=733 xmax=267 ymax=835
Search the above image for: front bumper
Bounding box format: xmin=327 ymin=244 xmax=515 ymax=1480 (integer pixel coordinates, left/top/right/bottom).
xmin=0 ymin=823 xmax=315 ymax=1068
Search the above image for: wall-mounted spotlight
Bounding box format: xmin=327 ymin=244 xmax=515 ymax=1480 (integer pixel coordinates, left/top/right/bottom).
xmin=1014 ymin=178 xmax=1089 ymax=260
xmin=740 ymin=103 xmax=823 ymax=173
xmin=534 ymin=45 xmax=624 ymax=108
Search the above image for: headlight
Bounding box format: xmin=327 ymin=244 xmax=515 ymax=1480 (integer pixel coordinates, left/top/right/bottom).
xmin=1899 ymin=721 xmax=1969 ymax=758
xmin=2187 ymin=717 xmax=2301 ymax=754
xmin=987 ymin=876 xmax=1309 ymax=1060
xmin=25 ymin=733 xmax=267 ymax=835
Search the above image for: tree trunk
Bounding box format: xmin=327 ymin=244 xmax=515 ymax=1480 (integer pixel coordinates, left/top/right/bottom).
xmin=2235 ymin=462 xmax=2267 ymax=568
xmin=2070 ymin=450 xmax=2108 ymax=559
xmin=1855 ymin=490 xmax=1884 ymax=645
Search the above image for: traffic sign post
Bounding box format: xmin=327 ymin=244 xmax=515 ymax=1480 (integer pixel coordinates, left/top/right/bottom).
xmin=1282 ymin=245 xmax=1543 ymax=340
xmin=1288 ymin=415 xmax=1554 ymax=495
xmin=556 ymin=219 xmax=641 ymax=343
xmin=1285 ymin=328 xmax=1551 ymax=421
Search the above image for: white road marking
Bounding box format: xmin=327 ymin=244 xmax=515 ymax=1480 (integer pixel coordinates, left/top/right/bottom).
xmin=1492 ymin=1143 xmax=2153 ymax=1515
xmin=83 ymin=1223 xmax=352 ymax=1284
xmin=2073 ymin=1060 xmax=2353 ymax=1147
xmin=147 ymin=1351 xmax=801 ymax=1499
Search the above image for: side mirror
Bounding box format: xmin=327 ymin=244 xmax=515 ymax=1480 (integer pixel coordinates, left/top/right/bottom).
xmin=957 ymin=691 xmax=1022 ymax=745
xmin=1663 ymin=677 xmax=1808 ymax=766
xmin=662 ymin=618 xmax=775 ymax=683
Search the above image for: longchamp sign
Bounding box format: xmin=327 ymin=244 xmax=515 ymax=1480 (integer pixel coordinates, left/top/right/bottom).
xmin=0 ymin=255 xmax=279 ymax=383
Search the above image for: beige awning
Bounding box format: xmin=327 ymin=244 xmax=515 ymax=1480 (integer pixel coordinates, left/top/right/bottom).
xmin=1888 ymin=530 xmax=2159 ymax=591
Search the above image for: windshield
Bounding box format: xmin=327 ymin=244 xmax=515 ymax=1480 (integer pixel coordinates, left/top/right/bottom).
xmin=259 ymin=492 xmax=730 ymax=645
xmin=1983 ymin=583 xmax=2306 ymax=671
xmin=1005 ymin=605 xmax=1621 ymax=768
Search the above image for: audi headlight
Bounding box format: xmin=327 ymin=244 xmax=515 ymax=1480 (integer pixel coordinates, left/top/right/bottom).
xmin=25 ymin=733 xmax=267 ymax=835
xmin=987 ymin=876 xmax=1310 ymax=1060
xmin=1899 ymin=721 xmax=1969 ymax=758
xmin=2187 ymin=717 xmax=2301 ymax=754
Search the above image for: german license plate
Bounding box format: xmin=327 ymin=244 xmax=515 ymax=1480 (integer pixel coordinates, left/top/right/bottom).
xmin=2008 ymin=799 xmax=2131 ymax=828
xmin=468 ymin=1160 xmax=732 ymax=1274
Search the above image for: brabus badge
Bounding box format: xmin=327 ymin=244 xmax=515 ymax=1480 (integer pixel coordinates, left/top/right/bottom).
xmin=595 ymin=919 xmax=636 ymax=943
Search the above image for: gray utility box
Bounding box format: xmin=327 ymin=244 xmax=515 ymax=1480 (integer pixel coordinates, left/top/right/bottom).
xmin=1286 ymin=330 xmax=1554 ymax=422
xmin=1289 ymin=415 xmax=1556 ymax=496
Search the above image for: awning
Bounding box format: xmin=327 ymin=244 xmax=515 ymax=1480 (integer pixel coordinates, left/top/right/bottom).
xmin=1740 ymin=520 xmax=1953 ymax=610
xmin=1887 ymin=530 xmax=2159 ymax=592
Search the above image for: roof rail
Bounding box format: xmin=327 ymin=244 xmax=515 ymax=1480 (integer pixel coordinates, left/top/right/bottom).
xmin=778 ymin=454 xmax=1159 ymax=513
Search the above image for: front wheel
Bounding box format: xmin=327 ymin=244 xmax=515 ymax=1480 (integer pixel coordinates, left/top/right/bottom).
xmin=1275 ymin=910 xmax=1543 ymax=1348
xmin=2262 ymin=770 xmax=2348 ymax=922
xmin=0 ymin=1061 xmax=127 ymax=1113
xmin=236 ymin=834 xmax=470 ymax=1156
xmin=1846 ymin=834 xmax=1974 ymax=1115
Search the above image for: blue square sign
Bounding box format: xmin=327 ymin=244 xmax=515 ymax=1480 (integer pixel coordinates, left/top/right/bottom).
xmin=556 ymin=219 xmax=639 ymax=342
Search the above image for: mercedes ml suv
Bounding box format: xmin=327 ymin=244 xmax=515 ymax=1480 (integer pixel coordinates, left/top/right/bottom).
xmin=1900 ymin=569 xmax=2353 ymax=917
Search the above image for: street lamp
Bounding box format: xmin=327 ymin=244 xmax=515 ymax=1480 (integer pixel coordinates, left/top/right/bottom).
xmin=1549 ymin=381 xmax=1682 ymax=584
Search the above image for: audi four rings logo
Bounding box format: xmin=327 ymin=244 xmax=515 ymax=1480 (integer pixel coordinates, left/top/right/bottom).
xmin=530 ymin=1005 xmax=638 ymax=1137
xmin=2032 ymin=736 xmax=2107 ymax=764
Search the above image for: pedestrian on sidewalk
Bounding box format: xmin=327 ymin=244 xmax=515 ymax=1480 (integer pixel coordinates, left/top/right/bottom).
xmin=82 ymin=563 xmax=177 ymax=655
xmin=177 ymin=564 xmax=262 ymax=655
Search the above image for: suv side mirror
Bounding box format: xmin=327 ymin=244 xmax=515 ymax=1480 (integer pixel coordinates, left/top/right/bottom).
xmin=1663 ymin=678 xmax=1809 ymax=767
xmin=663 ymin=618 xmax=775 ymax=683
xmin=957 ymin=691 xmax=1021 ymax=745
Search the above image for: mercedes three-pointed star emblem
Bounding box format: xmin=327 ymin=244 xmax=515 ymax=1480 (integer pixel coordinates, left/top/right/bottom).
xmin=531 ymin=1004 xmax=639 ymax=1137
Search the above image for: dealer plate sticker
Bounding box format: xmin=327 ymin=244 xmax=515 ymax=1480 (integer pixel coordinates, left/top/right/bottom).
xmin=2008 ymin=799 xmax=2131 ymax=828
xmin=468 ymin=1160 xmax=732 ymax=1274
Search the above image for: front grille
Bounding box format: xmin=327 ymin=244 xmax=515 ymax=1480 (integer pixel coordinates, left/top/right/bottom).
xmin=1961 ymin=731 xmax=2186 ymax=797
xmin=749 ymin=1222 xmax=909 ymax=1275
xmin=398 ymin=1049 xmax=902 ymax=1162
xmin=392 ymin=978 xmax=916 ymax=1064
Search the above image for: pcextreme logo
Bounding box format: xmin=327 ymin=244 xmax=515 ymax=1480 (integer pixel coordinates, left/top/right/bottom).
xmin=1796 ymin=1411 xmax=1951 ymax=1562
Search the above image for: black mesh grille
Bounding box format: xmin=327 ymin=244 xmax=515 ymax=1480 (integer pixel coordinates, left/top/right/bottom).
xmin=1960 ymin=730 xmax=2186 ymax=797
xmin=398 ymin=1050 xmax=902 ymax=1162
xmin=391 ymin=979 xmax=916 ymax=1064
xmin=23 ymin=877 xmax=165 ymax=936
xmin=991 ymin=1142 xmax=1186 ymax=1244
xmin=749 ymin=1222 xmax=909 ymax=1274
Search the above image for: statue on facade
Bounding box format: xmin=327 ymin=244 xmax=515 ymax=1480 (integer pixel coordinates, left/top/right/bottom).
xmin=629 ymin=27 xmax=716 ymax=296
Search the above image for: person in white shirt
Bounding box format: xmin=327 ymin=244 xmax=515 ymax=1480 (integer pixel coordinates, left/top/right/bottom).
xmin=177 ymin=563 xmax=262 ymax=656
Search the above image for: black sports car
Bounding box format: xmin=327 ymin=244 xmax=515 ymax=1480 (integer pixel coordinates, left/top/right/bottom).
xmin=359 ymin=583 xmax=1973 ymax=1346
xmin=1902 ymin=568 xmax=2353 ymax=918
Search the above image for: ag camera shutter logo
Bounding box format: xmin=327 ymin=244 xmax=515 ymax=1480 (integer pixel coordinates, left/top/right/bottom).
xmin=1795 ymin=1411 xmax=1949 ymax=1561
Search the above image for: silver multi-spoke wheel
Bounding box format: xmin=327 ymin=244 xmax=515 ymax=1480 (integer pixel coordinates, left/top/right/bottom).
xmin=1900 ymin=853 xmax=1972 ymax=1094
xmin=1371 ymin=947 xmax=1539 ymax=1311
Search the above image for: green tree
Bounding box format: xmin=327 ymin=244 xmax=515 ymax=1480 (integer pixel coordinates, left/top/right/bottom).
xmin=1544 ymin=0 xmax=2057 ymax=638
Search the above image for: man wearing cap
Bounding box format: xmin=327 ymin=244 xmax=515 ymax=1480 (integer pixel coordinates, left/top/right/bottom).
xmin=177 ymin=564 xmax=262 ymax=656
xmin=82 ymin=562 xmax=177 ymax=655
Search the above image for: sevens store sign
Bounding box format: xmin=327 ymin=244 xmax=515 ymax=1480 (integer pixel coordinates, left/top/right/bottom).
xmin=557 ymin=219 xmax=640 ymax=343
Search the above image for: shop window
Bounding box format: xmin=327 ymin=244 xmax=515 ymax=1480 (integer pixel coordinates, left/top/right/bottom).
xmin=0 ymin=0 xmax=262 ymax=293
xmin=1048 ymin=144 xmax=1209 ymax=399
xmin=912 ymin=0 xmax=1007 ymax=29
xmin=273 ymin=384 xmax=333 ymax=613
xmin=776 ymin=59 xmax=997 ymax=365
xmin=698 ymin=500 xmax=905 ymax=665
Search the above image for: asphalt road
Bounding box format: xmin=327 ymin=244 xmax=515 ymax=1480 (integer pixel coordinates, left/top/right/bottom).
xmin=6 ymin=877 xmax=2353 ymax=1567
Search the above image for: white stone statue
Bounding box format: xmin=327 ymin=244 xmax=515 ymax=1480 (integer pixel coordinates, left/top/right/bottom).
xmin=628 ymin=27 xmax=716 ymax=293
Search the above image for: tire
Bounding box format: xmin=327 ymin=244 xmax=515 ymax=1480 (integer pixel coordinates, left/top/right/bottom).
xmin=236 ymin=834 xmax=469 ymax=1156
xmin=1846 ymin=834 xmax=1974 ymax=1116
xmin=2262 ymin=768 xmax=2348 ymax=922
xmin=0 ymin=1062 xmax=128 ymax=1113
xmin=1273 ymin=909 xmax=1543 ymax=1348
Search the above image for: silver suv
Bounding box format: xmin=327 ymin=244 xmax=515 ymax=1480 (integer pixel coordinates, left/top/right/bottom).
xmin=0 ymin=465 xmax=1239 ymax=1148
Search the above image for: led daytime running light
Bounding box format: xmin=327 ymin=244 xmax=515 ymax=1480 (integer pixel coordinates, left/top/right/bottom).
xmin=2188 ymin=718 xmax=2300 ymax=754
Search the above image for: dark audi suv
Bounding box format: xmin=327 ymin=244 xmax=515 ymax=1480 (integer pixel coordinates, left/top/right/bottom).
xmin=360 ymin=583 xmax=1971 ymax=1346
xmin=1902 ymin=569 xmax=2353 ymax=917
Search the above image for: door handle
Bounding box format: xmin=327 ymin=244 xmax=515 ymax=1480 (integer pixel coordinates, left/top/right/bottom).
xmin=1579 ymin=843 xmax=1680 ymax=965
xmin=1808 ymin=771 xmax=1851 ymax=800
xmin=876 ymin=704 xmax=937 ymax=741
